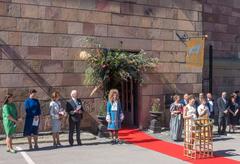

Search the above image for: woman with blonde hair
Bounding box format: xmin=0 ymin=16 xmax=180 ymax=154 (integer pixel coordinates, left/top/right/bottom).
xmin=169 ymin=95 xmax=184 ymax=141
xmin=49 ymin=91 xmax=65 ymax=147
xmin=106 ymin=89 xmax=124 ymax=144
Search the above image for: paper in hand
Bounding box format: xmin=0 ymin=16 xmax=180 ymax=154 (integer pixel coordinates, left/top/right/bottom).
xmin=32 ymin=118 xmax=39 ymax=126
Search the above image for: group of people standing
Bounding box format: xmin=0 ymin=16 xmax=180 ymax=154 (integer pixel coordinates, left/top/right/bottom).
xmin=2 ymin=89 xmax=84 ymax=153
xmin=2 ymin=88 xmax=124 ymax=153
xmin=169 ymin=91 xmax=240 ymax=141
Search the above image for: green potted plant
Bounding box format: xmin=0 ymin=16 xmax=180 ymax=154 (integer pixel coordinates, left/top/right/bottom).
xmin=150 ymin=98 xmax=161 ymax=112
xmin=97 ymin=100 xmax=107 ymax=122
xmin=149 ymin=98 xmax=162 ymax=133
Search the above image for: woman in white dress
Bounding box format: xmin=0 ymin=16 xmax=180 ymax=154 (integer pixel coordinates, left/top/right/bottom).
xmin=183 ymin=95 xmax=197 ymax=154
xmin=49 ymin=91 xmax=65 ymax=147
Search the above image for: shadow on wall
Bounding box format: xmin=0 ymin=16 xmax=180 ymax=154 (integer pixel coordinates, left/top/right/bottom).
xmin=0 ymin=39 xmax=99 ymax=134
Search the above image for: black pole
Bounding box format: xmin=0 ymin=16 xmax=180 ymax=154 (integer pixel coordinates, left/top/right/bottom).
xmin=209 ymin=45 xmax=213 ymax=93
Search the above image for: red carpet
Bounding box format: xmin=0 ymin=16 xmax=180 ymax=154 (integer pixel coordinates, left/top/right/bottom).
xmin=119 ymin=129 xmax=239 ymax=164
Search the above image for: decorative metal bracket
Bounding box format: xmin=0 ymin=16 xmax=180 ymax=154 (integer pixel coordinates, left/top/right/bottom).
xmin=176 ymin=32 xmax=208 ymax=46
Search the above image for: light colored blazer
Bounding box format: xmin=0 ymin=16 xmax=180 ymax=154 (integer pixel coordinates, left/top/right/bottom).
xmin=49 ymin=101 xmax=63 ymax=120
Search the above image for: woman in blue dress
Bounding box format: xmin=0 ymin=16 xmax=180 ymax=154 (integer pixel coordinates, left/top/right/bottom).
xmin=23 ymin=89 xmax=41 ymax=150
xmin=106 ymin=89 xmax=124 ymax=144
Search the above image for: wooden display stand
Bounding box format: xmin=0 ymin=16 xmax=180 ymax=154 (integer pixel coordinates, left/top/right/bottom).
xmin=184 ymin=118 xmax=213 ymax=159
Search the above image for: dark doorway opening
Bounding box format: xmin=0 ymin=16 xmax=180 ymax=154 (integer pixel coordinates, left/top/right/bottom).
xmin=108 ymin=78 xmax=139 ymax=128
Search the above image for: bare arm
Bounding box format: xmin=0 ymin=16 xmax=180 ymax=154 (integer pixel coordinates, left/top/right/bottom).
xmin=8 ymin=115 xmax=17 ymax=124
xmin=235 ymin=109 xmax=239 ymax=116
xmin=183 ymin=107 xmax=192 ymax=119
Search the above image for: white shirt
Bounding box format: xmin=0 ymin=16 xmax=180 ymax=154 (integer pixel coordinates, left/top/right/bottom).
xmin=112 ymin=101 xmax=118 ymax=111
xmin=197 ymin=104 xmax=210 ymax=117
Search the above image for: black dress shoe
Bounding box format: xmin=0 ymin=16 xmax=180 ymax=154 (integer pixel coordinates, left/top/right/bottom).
xmin=69 ymin=143 xmax=74 ymax=146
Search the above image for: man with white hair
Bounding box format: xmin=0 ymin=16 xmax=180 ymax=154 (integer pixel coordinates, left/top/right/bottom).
xmin=206 ymin=93 xmax=214 ymax=118
xmin=180 ymin=93 xmax=189 ymax=106
xmin=66 ymin=90 xmax=84 ymax=146
xmin=217 ymin=92 xmax=229 ymax=135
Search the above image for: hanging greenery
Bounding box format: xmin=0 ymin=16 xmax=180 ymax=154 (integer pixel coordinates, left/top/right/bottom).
xmin=83 ymin=47 xmax=159 ymax=96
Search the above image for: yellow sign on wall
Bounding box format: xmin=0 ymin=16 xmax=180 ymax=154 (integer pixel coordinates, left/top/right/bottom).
xmin=186 ymin=38 xmax=205 ymax=67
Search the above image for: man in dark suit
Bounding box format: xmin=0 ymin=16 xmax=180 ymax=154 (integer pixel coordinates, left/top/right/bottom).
xmin=66 ymin=90 xmax=84 ymax=146
xmin=217 ymin=92 xmax=229 ymax=135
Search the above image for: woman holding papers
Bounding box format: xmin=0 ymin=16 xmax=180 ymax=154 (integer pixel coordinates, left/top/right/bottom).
xmin=23 ymin=89 xmax=41 ymax=150
xmin=49 ymin=91 xmax=65 ymax=147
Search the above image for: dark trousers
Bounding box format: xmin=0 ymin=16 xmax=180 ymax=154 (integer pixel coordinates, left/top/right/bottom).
xmin=69 ymin=119 xmax=81 ymax=145
xmin=218 ymin=115 xmax=228 ymax=134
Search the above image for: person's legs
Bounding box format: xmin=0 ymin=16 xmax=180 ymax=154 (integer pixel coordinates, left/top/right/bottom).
xmin=218 ymin=116 xmax=223 ymax=135
xmin=115 ymin=130 xmax=121 ymax=143
xmin=27 ymin=136 xmax=33 ymax=149
xmin=115 ymin=130 xmax=119 ymax=140
xmin=33 ymin=135 xmax=38 ymax=149
xmin=111 ymin=130 xmax=116 ymax=144
xmin=76 ymin=121 xmax=81 ymax=145
xmin=221 ymin=116 xmax=227 ymax=135
xmin=68 ymin=119 xmax=74 ymax=146
xmin=6 ymin=137 xmax=16 ymax=153
xmin=232 ymin=125 xmax=236 ymax=133
xmin=110 ymin=130 xmax=114 ymax=139
xmin=6 ymin=137 xmax=10 ymax=151
xmin=52 ymin=133 xmax=56 ymax=146
xmin=9 ymin=137 xmax=13 ymax=149
xmin=229 ymin=124 xmax=232 ymax=133
xmin=222 ymin=116 xmax=227 ymax=134
xmin=56 ymin=133 xmax=61 ymax=145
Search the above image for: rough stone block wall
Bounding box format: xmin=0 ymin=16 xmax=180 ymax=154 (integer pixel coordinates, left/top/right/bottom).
xmin=0 ymin=0 xmax=203 ymax=132
xmin=203 ymin=0 xmax=240 ymax=95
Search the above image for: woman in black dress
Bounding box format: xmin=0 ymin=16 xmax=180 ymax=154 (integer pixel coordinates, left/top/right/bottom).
xmin=228 ymin=95 xmax=239 ymax=133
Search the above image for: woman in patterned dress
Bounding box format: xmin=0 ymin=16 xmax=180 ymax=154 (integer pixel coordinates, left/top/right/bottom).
xmin=169 ymin=95 xmax=184 ymax=141
xmin=49 ymin=91 xmax=65 ymax=147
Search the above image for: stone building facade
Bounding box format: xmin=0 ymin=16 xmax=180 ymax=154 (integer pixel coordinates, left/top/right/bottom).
xmin=0 ymin=0 xmax=237 ymax=133
xmin=202 ymin=0 xmax=240 ymax=95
